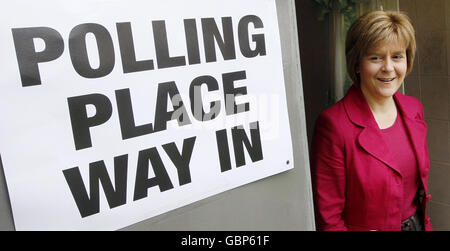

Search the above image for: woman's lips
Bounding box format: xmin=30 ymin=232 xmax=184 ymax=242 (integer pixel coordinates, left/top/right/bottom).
xmin=377 ymin=77 xmax=396 ymax=83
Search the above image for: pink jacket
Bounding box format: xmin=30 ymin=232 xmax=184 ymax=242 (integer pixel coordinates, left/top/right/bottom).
xmin=311 ymin=85 xmax=432 ymax=231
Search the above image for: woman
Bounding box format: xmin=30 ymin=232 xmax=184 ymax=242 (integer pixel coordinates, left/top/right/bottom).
xmin=311 ymin=11 xmax=432 ymax=231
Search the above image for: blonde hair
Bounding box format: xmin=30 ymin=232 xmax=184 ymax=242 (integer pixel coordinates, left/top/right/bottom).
xmin=345 ymin=11 xmax=416 ymax=84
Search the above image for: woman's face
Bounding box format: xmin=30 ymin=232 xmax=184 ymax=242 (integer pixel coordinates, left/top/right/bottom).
xmin=358 ymin=40 xmax=407 ymax=102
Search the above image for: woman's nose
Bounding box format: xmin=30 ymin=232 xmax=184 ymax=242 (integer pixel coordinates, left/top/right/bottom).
xmin=381 ymin=58 xmax=394 ymax=72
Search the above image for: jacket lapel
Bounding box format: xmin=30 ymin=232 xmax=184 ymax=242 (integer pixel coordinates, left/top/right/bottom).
xmin=357 ymin=127 xmax=401 ymax=175
xmin=343 ymin=85 xmax=402 ymax=175
xmin=393 ymin=93 xmax=428 ymax=179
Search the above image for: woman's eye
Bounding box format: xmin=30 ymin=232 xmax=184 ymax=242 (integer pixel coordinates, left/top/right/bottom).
xmin=369 ymin=56 xmax=381 ymax=61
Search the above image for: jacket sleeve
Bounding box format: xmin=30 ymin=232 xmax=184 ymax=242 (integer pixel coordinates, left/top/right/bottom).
xmin=311 ymin=112 xmax=347 ymax=231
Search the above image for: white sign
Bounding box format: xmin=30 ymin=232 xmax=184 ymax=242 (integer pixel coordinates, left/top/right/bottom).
xmin=0 ymin=0 xmax=293 ymax=230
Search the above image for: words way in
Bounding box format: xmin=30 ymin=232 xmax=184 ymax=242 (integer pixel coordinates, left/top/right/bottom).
xmin=63 ymin=121 xmax=263 ymax=218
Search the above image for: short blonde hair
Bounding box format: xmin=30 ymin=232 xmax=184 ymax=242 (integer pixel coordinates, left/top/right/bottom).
xmin=345 ymin=11 xmax=416 ymax=84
